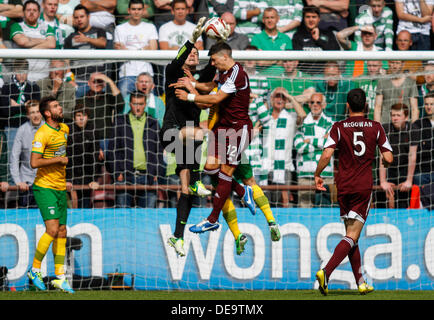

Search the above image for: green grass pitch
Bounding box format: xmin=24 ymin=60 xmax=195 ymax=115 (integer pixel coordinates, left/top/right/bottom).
xmin=0 ymin=289 xmax=433 ymax=300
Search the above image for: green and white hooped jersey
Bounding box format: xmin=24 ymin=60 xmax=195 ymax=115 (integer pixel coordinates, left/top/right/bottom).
xmin=294 ymin=112 xmax=334 ymax=178
xmin=355 ymin=6 xmax=394 ymax=51
xmin=268 ymin=0 xmax=303 ymax=39
xmin=39 ymin=13 xmax=65 ymax=49
xmin=244 ymin=97 xmax=271 ymax=184
xmin=233 ymin=0 xmax=268 ymax=40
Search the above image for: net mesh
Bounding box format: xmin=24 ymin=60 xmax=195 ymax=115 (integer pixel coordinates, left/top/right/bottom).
xmin=0 ymin=54 xmax=432 ymax=291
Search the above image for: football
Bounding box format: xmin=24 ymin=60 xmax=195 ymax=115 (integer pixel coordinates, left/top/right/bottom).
xmin=204 ymin=17 xmax=229 ymax=40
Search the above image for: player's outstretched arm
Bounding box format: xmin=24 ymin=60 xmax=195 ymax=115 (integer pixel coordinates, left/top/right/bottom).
xmin=190 ymin=17 xmax=206 ymax=43
xmin=175 ymin=88 xmax=229 ymax=105
xmin=314 ymin=147 xmax=335 ymax=191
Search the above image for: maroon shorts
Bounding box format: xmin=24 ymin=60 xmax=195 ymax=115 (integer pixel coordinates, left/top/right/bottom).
xmin=337 ymin=190 xmax=373 ymax=224
xmin=208 ymin=122 xmax=252 ymax=166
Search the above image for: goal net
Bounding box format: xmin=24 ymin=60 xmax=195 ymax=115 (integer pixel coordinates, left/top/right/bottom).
xmin=0 ymin=49 xmax=432 ymax=292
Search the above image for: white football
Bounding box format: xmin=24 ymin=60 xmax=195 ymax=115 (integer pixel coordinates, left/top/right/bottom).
xmin=204 ymin=17 xmax=228 ymax=40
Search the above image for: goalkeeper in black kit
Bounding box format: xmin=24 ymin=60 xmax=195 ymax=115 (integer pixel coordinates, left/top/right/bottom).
xmin=161 ymin=17 xmax=216 ymax=257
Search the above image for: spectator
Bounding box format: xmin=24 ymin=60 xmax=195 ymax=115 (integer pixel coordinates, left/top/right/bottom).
xmin=10 ymin=0 xmax=56 ymax=82
xmin=0 ymin=59 xmax=40 ymax=152
xmin=36 ymin=59 xmax=76 ymax=123
xmin=419 ymin=62 xmax=434 ymax=118
xmin=116 ymin=0 xmax=155 ymax=23
xmin=81 ymin=72 xmax=124 ymax=157
xmin=233 ymin=0 xmax=268 ymax=40
xmin=154 ymin=0 xmax=194 ymax=30
xmin=261 ymin=87 xmax=306 ymax=207
xmin=80 ymin=0 xmax=116 ymax=47
xmin=354 ymin=0 xmax=394 ymax=51
xmin=111 ymin=91 xmax=165 ymax=208
xmin=354 ymin=60 xmax=384 ymax=120
xmin=243 ymin=95 xmax=270 ymax=186
xmin=114 ymin=0 xmax=158 ymax=100
xmin=0 ymin=0 xmax=23 ymax=46
xmin=239 ymin=45 xmax=269 ymax=98
xmin=207 ymin=0 xmax=234 ymax=19
xmin=0 ymin=28 xmax=7 ymax=88
xmin=64 ymin=4 xmax=107 ymax=98
xmin=395 ymin=0 xmax=433 ymax=51
xmin=269 ymin=0 xmax=303 ymax=39
xmin=378 ymin=103 xmax=412 ymax=209
xmin=315 ymin=61 xmax=353 ymax=122
xmin=0 ymin=128 xmax=8 ymax=207
xmin=405 ymin=93 xmax=434 ymax=209
xmin=9 ymin=100 xmax=43 ymax=208
xmin=267 ymin=59 xmax=316 ymax=106
xmin=205 ymin=11 xmax=249 ymax=50
xmin=337 ymin=24 xmax=385 ymax=77
xmin=292 ymin=5 xmax=340 ymax=74
xmin=374 ymin=60 xmax=419 ymax=124
xmin=294 ymin=92 xmax=334 ymax=208
xmin=159 ymin=0 xmax=203 ymax=50
xmin=123 ymin=72 xmax=165 ymax=126
xmin=56 ymin=0 xmax=80 ymax=27
xmin=396 ymin=30 xmax=425 ymax=85
xmin=305 ymin=0 xmax=349 ymax=32
xmin=251 ymin=7 xmax=292 ymax=76
xmin=66 ymin=104 xmax=102 ymax=208
xmin=40 ymin=0 xmax=64 ymax=48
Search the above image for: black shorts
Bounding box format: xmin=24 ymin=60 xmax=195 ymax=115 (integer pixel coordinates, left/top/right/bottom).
xmin=160 ymin=125 xmax=203 ymax=176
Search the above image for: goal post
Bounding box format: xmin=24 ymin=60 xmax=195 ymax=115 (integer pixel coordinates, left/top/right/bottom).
xmin=0 ymin=49 xmax=433 ymax=292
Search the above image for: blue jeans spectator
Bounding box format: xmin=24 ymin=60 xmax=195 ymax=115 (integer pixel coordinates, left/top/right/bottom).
xmin=413 ymin=172 xmax=434 ymax=187
xmin=115 ymin=172 xmax=157 ymax=208
xmin=118 ymin=76 xmax=137 ymax=102
xmin=411 ymin=33 xmax=431 ymax=50
xmin=75 ymin=81 xmax=90 ymax=98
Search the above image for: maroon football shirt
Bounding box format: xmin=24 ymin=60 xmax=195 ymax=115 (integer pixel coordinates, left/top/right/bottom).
xmin=324 ymin=116 xmax=393 ymax=194
xmin=216 ymin=62 xmax=251 ymax=128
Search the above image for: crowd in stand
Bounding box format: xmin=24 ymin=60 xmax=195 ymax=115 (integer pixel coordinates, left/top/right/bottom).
xmin=0 ymin=0 xmax=432 ymax=210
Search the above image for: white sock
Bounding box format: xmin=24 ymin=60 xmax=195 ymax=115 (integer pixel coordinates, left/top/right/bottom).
xmin=32 ymin=268 xmax=41 ymax=274
xmin=56 ymin=274 xmax=66 ymax=280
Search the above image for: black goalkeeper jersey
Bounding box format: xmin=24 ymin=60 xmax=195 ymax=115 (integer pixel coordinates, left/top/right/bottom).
xmin=162 ymin=40 xmax=216 ymax=130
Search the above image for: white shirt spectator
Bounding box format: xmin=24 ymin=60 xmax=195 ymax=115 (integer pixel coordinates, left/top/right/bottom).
xmin=114 ymin=21 xmax=158 ymax=77
xmin=158 ymin=20 xmax=203 ymax=49
xmin=396 ymin=0 xmax=434 ymax=36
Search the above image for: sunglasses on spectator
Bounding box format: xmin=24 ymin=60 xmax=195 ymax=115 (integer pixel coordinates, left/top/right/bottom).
xmin=92 ymin=79 xmax=104 ymax=84
xmin=309 ymin=101 xmax=322 ymax=105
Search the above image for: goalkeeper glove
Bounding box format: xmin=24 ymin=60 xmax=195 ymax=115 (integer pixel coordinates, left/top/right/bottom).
xmin=190 ymin=17 xmax=206 ymax=43
xmin=220 ymin=22 xmax=231 ymax=41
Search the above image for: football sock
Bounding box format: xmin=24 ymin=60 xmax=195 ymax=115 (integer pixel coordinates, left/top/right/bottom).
xmin=52 ymin=237 xmax=66 ymax=278
xmin=174 ymin=193 xmax=192 ymax=239
xmin=252 ymin=184 xmax=275 ymax=222
xmin=232 ymin=179 xmax=245 ymax=198
xmin=208 ymin=172 xmax=233 ymax=223
xmin=33 ymin=232 xmax=54 ymax=270
xmin=222 ymin=198 xmax=240 ymax=240
xmin=189 ymin=169 xmax=200 ymax=186
xmin=324 ymin=236 xmax=355 ymax=280
xmin=348 ymin=242 xmax=364 ymax=285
